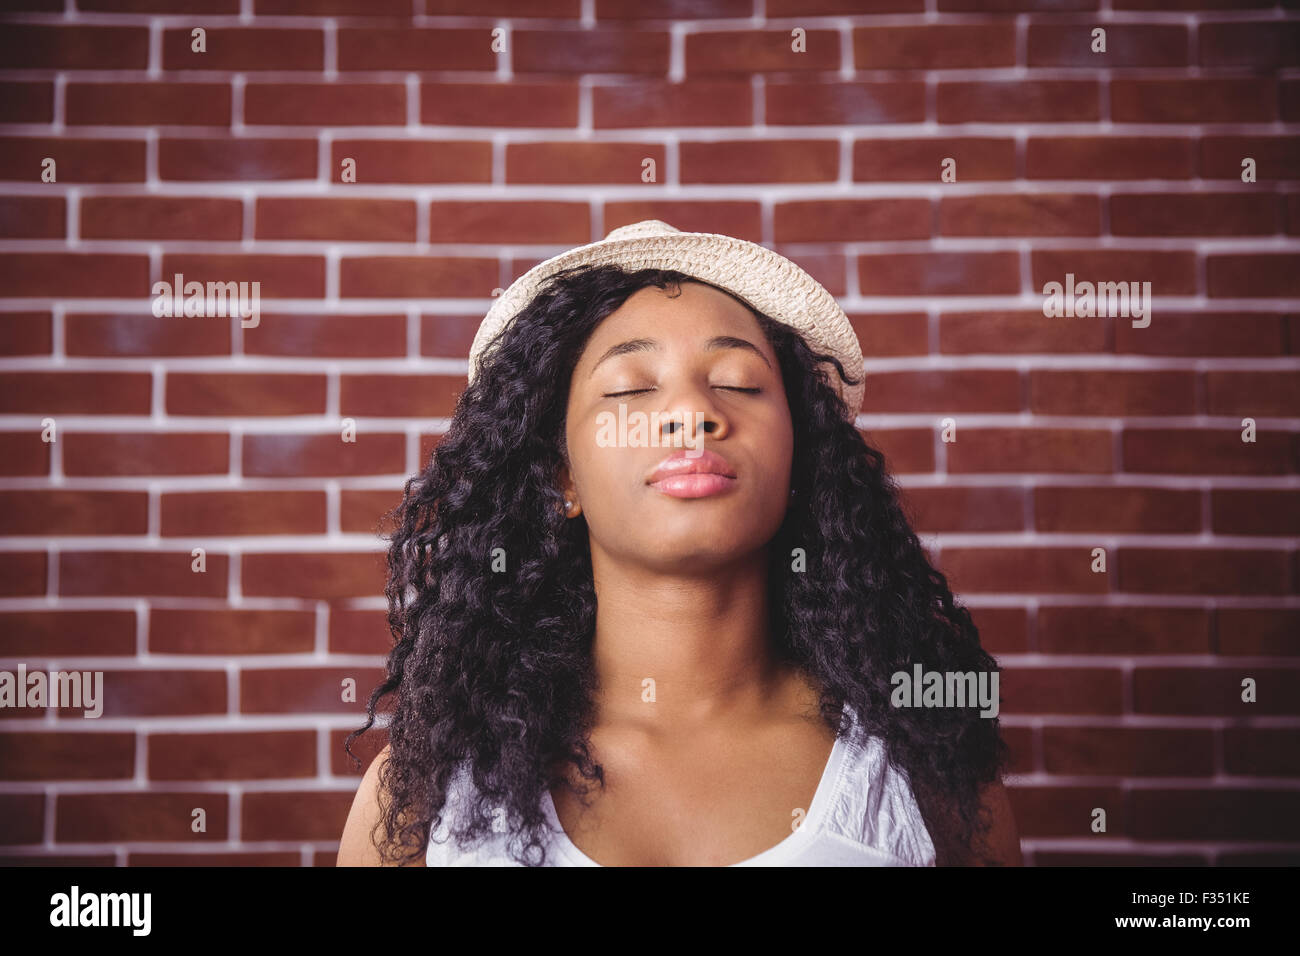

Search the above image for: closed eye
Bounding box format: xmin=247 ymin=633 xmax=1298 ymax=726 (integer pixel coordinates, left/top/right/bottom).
xmin=603 ymin=387 xmax=761 ymax=397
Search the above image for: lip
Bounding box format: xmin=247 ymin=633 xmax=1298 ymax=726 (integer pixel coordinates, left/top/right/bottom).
xmin=646 ymin=448 xmax=738 ymax=499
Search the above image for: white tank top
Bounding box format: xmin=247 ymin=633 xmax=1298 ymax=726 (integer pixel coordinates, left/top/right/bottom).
xmin=426 ymin=701 xmax=936 ymax=866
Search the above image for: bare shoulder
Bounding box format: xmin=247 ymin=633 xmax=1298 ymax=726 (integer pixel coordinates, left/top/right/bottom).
xmin=974 ymin=779 xmax=1023 ymax=866
xmin=337 ymin=743 xmax=427 ymax=867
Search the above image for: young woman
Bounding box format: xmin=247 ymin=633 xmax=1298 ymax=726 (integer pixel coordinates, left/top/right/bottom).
xmin=338 ymin=221 xmax=1021 ymax=867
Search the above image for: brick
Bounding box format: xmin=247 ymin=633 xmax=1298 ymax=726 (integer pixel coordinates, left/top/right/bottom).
xmin=0 ymin=371 xmax=151 ymax=414
xmin=0 ymin=254 xmax=149 ymax=298
xmin=768 ymin=0 xmax=922 ymax=10
xmin=941 ymin=0 xmax=1097 ymax=7
xmin=149 ymin=731 xmax=316 ymax=780
xmin=858 ymin=427 xmax=933 ymax=474
xmin=938 ymin=81 xmax=1100 ymax=123
xmin=1116 ymin=0 xmax=1270 ymax=6
xmin=240 ymin=666 xmax=387 ymax=713
xmin=897 ymin=485 xmax=1026 ymax=533
xmin=0 ymin=553 xmax=45 ymax=596
xmin=1009 ymin=786 xmax=1126 ymax=838
xmin=1037 ymin=605 xmax=1210 ymax=654
xmin=255 ymin=198 xmax=416 ymax=242
xmin=85 ymin=0 xmax=239 ymax=9
xmin=1030 ymin=370 xmax=1196 ymax=416
xmin=1043 ymin=728 xmax=1212 ymax=776
xmin=0 ymin=794 xmax=43 ymax=844
xmin=999 ymin=667 xmax=1123 ymax=714
xmin=0 ymin=82 xmax=53 ymax=123
xmin=1208 ymin=371 xmax=1300 ymax=418
xmin=163 ymin=28 xmax=323 ymax=71
xmin=63 ymin=432 xmax=229 ymax=476
xmin=1123 ymin=428 xmax=1293 ymax=476
xmin=939 ymin=548 xmax=1112 ymax=595
xmin=160 ymin=253 xmax=325 ymax=298
xmin=940 ymin=194 xmax=1101 ymax=236
xmin=1200 ymin=21 xmax=1300 ymax=69
xmin=1119 ymin=548 xmax=1291 ymax=596
xmin=59 ymin=551 xmax=228 ymax=598
xmin=0 ymin=25 xmax=149 ymax=69
xmin=420 ymin=314 xmax=483 ymax=357
xmin=421 ymin=82 xmax=577 ymax=127
xmin=507 ymin=141 xmax=667 ymax=184
xmin=0 ymin=432 xmax=49 ymax=477
xmin=594 ymin=80 xmax=753 ymax=128
xmin=129 ymin=851 xmax=298 ymax=866
xmin=947 ymin=428 xmax=1114 ymax=474
xmin=0 ymin=733 xmax=135 ymax=781
xmin=1027 ymin=136 xmax=1194 ymax=180
xmin=1206 ymin=254 xmax=1300 ymax=298
xmin=244 ymin=84 xmax=405 ymax=126
xmin=242 ymin=791 xmax=354 ymax=841
xmin=1213 ymin=489 xmax=1300 ymax=537
xmin=65 ymin=312 xmax=232 ymax=357
xmin=56 ymin=792 xmax=228 ymax=842
xmin=160 ymin=138 xmax=317 ymax=181
xmin=774 ymin=199 xmax=930 ymax=242
xmin=854 ymin=25 xmax=1015 ymax=69
xmin=601 ymin=0 xmax=749 ymax=14
xmin=429 ymin=200 xmax=589 ymax=244
xmin=67 ymin=83 xmax=232 ymax=126
xmin=243 ymin=432 xmax=406 ymax=477
xmin=1028 ymin=24 xmax=1187 ymax=67
xmin=1201 ymin=136 xmax=1300 ymax=181
xmin=328 ymin=606 xmax=393 ymax=655
xmin=847 ymin=312 xmax=929 ymax=358
xmin=854 ymin=138 xmax=1015 ymax=182
xmin=80 ymin=196 xmax=243 ymax=241
xmin=863 ymin=370 xmax=1020 ymax=414
xmin=338 ymin=29 xmax=494 ymax=71
xmin=0 ymin=196 xmax=64 ymax=239
xmin=339 ymin=257 xmax=496 ymax=298
xmin=340 ymin=374 xmax=464 ymax=417
xmin=0 ymin=137 xmax=146 ymax=183
xmin=1034 ymin=485 xmax=1201 ymax=534
xmin=166 ymin=373 xmax=327 ymax=417
xmin=0 ymin=491 xmax=148 ymax=536
xmin=766 ymin=81 xmax=925 ymax=125
xmin=160 ymin=490 xmax=327 ymax=536
xmin=331 ymin=140 xmax=491 ymax=183
xmin=257 ymin=0 xmax=412 ymax=11
xmin=1224 ymin=728 xmax=1300 ymax=775
xmin=1116 ymin=311 xmax=1285 ymax=358
xmin=0 ymin=312 xmax=52 ymax=356
xmin=1110 ymin=193 xmax=1280 ymax=237
xmin=240 ymin=553 xmax=387 ymax=599
xmin=858 ymin=252 xmax=1020 ymax=295
xmin=1032 ymin=249 xmax=1197 ymax=295
xmin=1136 ymin=668 xmax=1300 ymax=718
xmin=330 ymin=725 xmax=389 ymax=775
xmin=149 ymin=607 xmax=315 ymax=655
xmin=1113 ymin=79 xmax=1275 ymax=123
xmin=340 ymin=488 xmax=404 ymax=535
xmin=940 ymin=310 xmax=1107 ymax=354
xmin=244 ymin=313 xmax=406 ymax=358
xmin=52 ymin=670 xmax=228 ymax=718
xmin=0 ymin=610 xmax=135 ymax=657
xmin=517 ymin=28 xmax=670 ymax=74
xmin=1283 ymin=79 xmax=1300 ymax=122
xmin=682 ymin=140 xmax=838 ymax=183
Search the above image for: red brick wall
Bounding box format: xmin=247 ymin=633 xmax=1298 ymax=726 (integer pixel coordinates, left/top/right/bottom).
xmin=1 ymin=0 xmax=1297 ymax=867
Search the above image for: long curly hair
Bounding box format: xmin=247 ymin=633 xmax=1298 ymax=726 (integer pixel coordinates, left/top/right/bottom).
xmin=346 ymin=263 xmax=1010 ymax=866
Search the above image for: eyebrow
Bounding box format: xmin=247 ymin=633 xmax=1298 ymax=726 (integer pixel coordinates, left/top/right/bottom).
xmin=588 ymin=336 xmax=772 ymax=377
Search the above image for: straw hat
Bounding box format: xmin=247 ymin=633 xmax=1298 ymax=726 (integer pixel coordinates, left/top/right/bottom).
xmin=467 ymin=220 xmax=865 ymax=421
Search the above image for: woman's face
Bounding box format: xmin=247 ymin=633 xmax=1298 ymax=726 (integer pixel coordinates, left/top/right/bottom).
xmin=561 ymin=281 xmax=794 ymax=574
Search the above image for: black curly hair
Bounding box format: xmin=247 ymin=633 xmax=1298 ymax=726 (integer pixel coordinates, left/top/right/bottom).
xmin=345 ymin=262 xmax=1011 ymax=866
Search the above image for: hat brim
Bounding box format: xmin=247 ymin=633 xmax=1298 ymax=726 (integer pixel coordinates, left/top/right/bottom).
xmin=468 ymin=230 xmax=865 ymax=421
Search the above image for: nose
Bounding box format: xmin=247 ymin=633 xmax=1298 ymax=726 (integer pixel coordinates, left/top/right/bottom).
xmin=657 ymin=380 xmax=730 ymax=445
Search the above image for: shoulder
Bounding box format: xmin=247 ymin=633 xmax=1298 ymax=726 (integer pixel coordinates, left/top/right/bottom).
xmin=337 ymin=743 xmax=428 ymax=867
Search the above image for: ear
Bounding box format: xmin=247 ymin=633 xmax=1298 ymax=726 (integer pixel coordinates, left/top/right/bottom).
xmin=555 ymin=462 xmax=580 ymax=518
